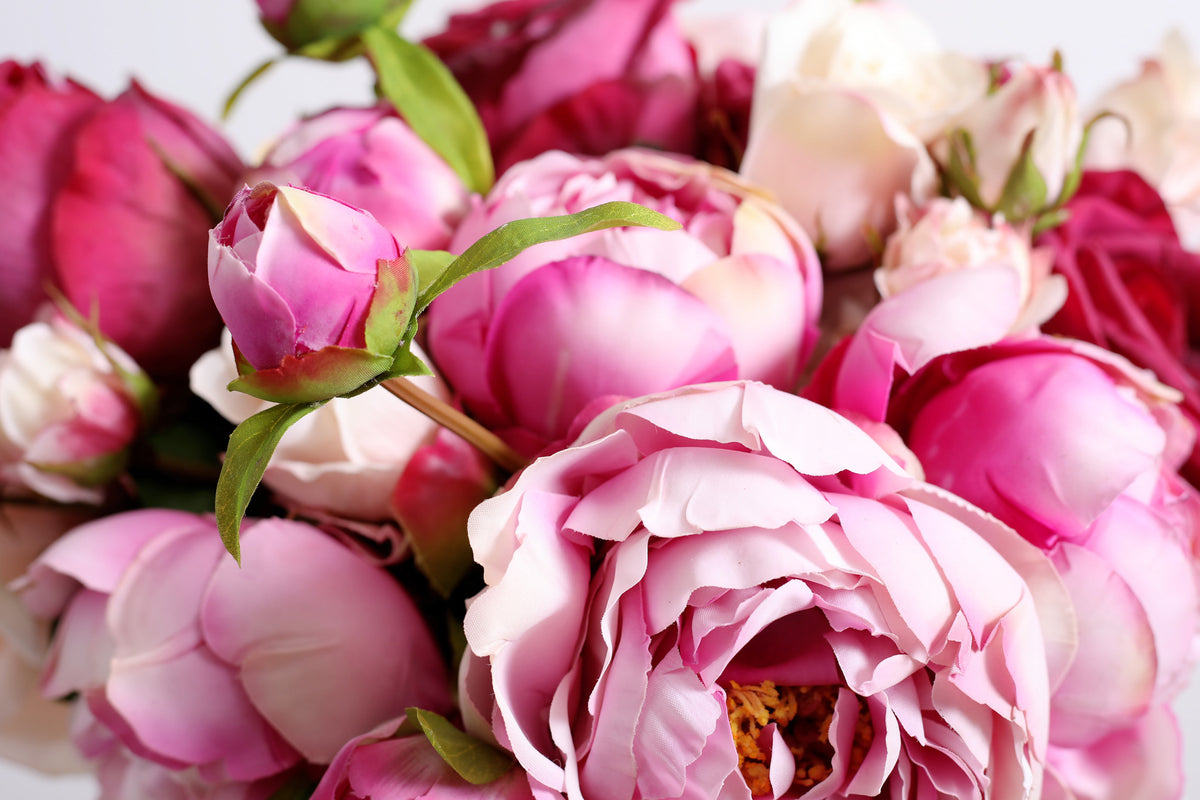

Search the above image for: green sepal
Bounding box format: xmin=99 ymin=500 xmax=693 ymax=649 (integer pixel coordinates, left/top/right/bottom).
xmin=405 ymin=708 xmax=514 ymax=785
xmin=1031 ymin=208 xmax=1071 ymax=236
xmin=29 ymin=450 xmax=129 ymax=489
xmin=408 ymin=249 xmax=455 ymax=295
xmin=940 ymin=128 xmax=988 ymax=211
xmin=361 ymin=25 xmax=494 ymax=195
xmin=264 ymin=0 xmax=413 ymax=53
xmin=362 ymin=254 xmax=417 ymax=356
xmin=222 ymin=58 xmax=280 ymax=119
xmin=215 ymin=402 xmax=324 ymax=563
xmin=229 ymin=347 xmax=395 ymax=405
xmin=47 ymin=288 xmax=160 ymax=427
xmin=383 ymin=339 xmax=433 ymax=379
xmin=415 ymin=201 xmax=683 ymax=314
xmin=994 ymin=129 xmax=1049 ymax=222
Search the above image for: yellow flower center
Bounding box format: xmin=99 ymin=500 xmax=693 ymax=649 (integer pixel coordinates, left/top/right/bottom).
xmin=724 ymin=681 xmax=874 ymax=797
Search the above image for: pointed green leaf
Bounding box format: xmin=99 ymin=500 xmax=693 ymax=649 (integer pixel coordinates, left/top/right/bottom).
xmin=384 ymin=341 xmax=433 ymax=379
xmin=416 ymin=201 xmax=682 ymax=312
xmin=361 ymin=25 xmax=494 ymax=195
xmin=215 ymin=402 xmax=323 ymax=563
xmin=406 ymin=708 xmax=513 ymax=785
xmin=362 ymin=255 xmax=417 ymax=356
xmin=995 ymin=129 xmax=1049 ymax=221
xmin=408 ymin=249 xmax=455 ymax=295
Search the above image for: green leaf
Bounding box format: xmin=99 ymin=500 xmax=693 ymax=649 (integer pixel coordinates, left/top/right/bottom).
xmin=406 ymin=708 xmax=513 ymax=785
xmin=215 ymin=402 xmax=323 ymax=563
xmin=361 ymin=25 xmax=494 ymax=195
xmin=416 ymin=201 xmax=683 ymax=313
xmin=408 ymin=249 xmax=455 ymax=295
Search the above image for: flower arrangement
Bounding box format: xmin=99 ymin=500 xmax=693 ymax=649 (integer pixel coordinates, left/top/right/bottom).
xmin=3 ymin=0 xmax=1200 ymax=798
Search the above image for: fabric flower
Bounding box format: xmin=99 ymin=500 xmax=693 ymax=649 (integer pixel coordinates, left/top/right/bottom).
xmin=423 ymin=0 xmax=700 ymax=172
xmin=1085 ymin=31 xmax=1200 ymax=249
xmin=208 ymin=182 xmax=416 ymax=404
xmin=1036 ymin=168 xmax=1200 ymax=485
xmin=740 ymin=0 xmax=987 ymax=268
xmin=248 ymin=105 xmax=470 ymax=251
xmin=0 ymin=312 xmax=150 ymax=505
xmin=878 ymin=196 xmax=1066 ymax=333
xmin=0 ymin=63 xmax=242 ymax=379
xmin=426 ymin=148 xmax=822 ymax=457
xmin=16 ymin=510 xmax=451 ymax=788
xmin=461 ymin=381 xmax=1065 ymax=800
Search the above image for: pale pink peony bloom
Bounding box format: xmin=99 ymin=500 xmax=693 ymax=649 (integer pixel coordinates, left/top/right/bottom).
xmin=805 ymin=284 xmax=1200 ymax=794
xmin=1085 ymin=31 xmax=1200 ymax=249
xmin=878 ymin=196 xmax=1066 ymax=332
xmin=740 ymin=0 xmax=987 ymax=268
xmin=249 ymin=105 xmax=471 ymax=251
xmin=462 ymin=381 xmax=1065 ymax=800
xmin=1043 ymin=704 xmax=1183 ymax=800
xmin=0 ymin=504 xmax=94 ymax=774
xmin=933 ymin=61 xmax=1083 ymax=218
xmin=189 ymin=329 xmax=446 ymax=522
xmin=0 ymin=63 xmax=242 ymax=379
xmin=17 ymin=510 xmax=451 ymax=787
xmin=426 ymin=148 xmax=822 ymax=457
xmin=0 ymin=313 xmax=148 ymax=505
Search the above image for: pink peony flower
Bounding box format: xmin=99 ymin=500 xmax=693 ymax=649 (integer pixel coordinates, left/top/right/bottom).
xmin=1036 ymin=169 xmax=1200 ymax=485
xmin=208 ymin=182 xmax=416 ymax=403
xmin=423 ymin=0 xmax=700 ymax=172
xmin=0 ymin=64 xmax=242 ymax=379
xmin=885 ymin=340 xmax=1200 ymax=746
xmin=0 ymin=62 xmax=100 ymax=348
xmin=740 ymin=0 xmax=987 ymax=268
xmin=461 ymin=381 xmax=1065 ymax=800
xmin=0 ymin=313 xmax=150 ymax=505
xmin=805 ymin=285 xmax=1200 ymax=795
xmin=249 ymin=105 xmax=471 ymax=251
xmin=426 ymin=148 xmax=822 ymax=457
xmin=0 ymin=504 xmax=95 ymax=775
xmin=878 ymin=196 xmax=1066 ymax=333
xmin=16 ymin=510 xmax=451 ymax=788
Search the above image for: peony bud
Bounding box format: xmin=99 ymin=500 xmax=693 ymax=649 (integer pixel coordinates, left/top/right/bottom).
xmin=207 ymin=182 xmax=417 ymax=404
xmin=257 ymin=0 xmax=409 ymax=52
xmin=934 ymin=60 xmax=1084 ymax=221
xmin=0 ymin=312 xmax=152 ymax=505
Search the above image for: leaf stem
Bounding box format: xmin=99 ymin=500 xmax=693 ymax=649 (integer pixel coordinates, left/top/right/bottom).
xmin=381 ymin=377 xmax=528 ymax=474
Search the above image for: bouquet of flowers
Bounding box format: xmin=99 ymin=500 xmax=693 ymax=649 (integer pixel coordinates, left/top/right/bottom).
xmin=4 ymin=0 xmax=1200 ymax=798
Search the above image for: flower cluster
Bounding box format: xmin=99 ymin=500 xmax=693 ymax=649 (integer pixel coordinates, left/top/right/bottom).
xmin=3 ymin=1 xmax=1200 ymax=799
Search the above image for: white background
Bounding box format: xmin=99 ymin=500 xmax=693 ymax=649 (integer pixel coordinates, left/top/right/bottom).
xmin=4 ymin=0 xmax=1200 ymax=797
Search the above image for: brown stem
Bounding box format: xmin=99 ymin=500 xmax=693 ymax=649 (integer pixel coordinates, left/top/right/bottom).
xmin=381 ymin=377 xmax=529 ymax=474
